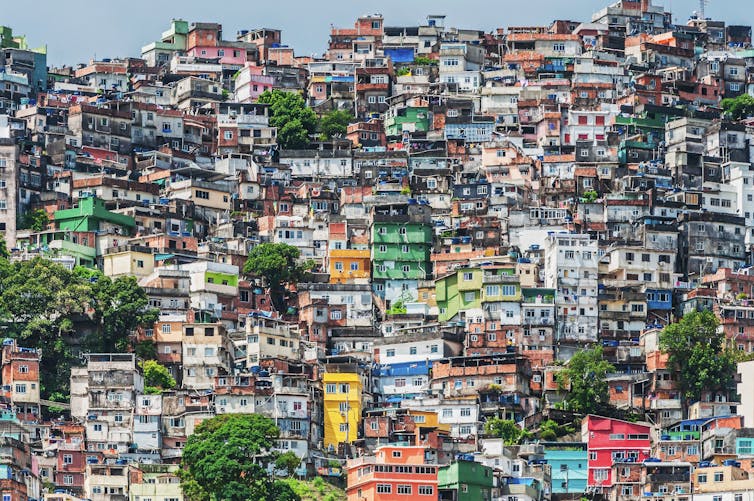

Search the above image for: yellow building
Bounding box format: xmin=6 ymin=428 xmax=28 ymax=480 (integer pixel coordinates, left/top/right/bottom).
xmin=328 ymin=249 xmax=371 ymax=284
xmin=102 ymin=246 xmax=155 ymax=278
xmin=323 ymin=370 xmax=362 ymax=449
xmin=417 ymin=280 xmax=437 ymax=308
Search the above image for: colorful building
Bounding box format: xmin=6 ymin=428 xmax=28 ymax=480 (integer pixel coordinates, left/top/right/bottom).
xmin=346 ymin=445 xmax=438 ymax=501
xmin=323 ymin=364 xmax=363 ymax=449
xmin=54 ymin=196 xmax=136 ymax=235
xmin=435 ymin=265 xmax=521 ymax=323
xmin=329 ymin=249 xmax=371 ymax=284
xmin=371 ymin=203 xmax=433 ymax=304
xmin=543 ymin=442 xmax=589 ymax=495
xmin=582 ymin=415 xmax=652 ymax=492
xmin=437 ymin=460 xmax=494 ymax=501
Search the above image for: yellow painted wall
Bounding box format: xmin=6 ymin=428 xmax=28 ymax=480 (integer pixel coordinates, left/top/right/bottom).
xmin=323 ymin=372 xmax=362 ymax=448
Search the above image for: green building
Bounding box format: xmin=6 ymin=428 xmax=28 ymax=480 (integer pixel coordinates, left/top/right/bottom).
xmin=371 ymin=202 xmax=432 ymax=305
xmin=438 ymin=460 xmax=494 ymax=501
xmin=140 ymin=19 xmax=189 ymax=65
xmin=385 ymin=105 xmax=430 ymax=136
xmin=54 ymin=196 xmax=136 ymax=235
xmin=436 ymin=266 xmax=521 ymax=323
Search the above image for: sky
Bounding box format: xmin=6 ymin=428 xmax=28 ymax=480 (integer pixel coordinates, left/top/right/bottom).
xmin=5 ymin=0 xmax=754 ymax=66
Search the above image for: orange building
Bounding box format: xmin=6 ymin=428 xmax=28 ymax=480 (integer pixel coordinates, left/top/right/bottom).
xmin=346 ymin=445 xmax=438 ymax=501
xmin=329 ymin=249 xmax=371 ymax=284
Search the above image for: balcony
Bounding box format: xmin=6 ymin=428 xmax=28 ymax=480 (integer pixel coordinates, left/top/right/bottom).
xmin=650 ymin=398 xmax=682 ymax=410
xmin=356 ymin=82 xmax=389 ymax=92
xmin=522 ymin=316 xmax=555 ymax=326
xmin=483 ymin=274 xmax=519 ymax=284
xmin=647 ymin=473 xmax=690 ymax=483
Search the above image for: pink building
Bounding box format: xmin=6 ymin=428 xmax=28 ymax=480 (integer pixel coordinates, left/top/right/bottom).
xmin=234 ymin=65 xmax=275 ymax=102
xmin=186 ymin=46 xmax=248 ymax=66
xmin=582 ymin=415 xmax=652 ymax=492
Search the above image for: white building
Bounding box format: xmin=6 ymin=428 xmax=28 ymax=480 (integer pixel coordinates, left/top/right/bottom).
xmin=544 ymin=233 xmax=599 ymax=359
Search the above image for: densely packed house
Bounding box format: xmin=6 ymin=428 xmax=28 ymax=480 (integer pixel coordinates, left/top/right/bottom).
xmin=6 ymin=1 xmax=754 ymax=499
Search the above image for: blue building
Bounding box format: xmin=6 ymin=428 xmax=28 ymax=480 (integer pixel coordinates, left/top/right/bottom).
xmin=543 ymin=442 xmax=588 ymax=495
xmin=372 ymin=360 xmax=431 ymax=404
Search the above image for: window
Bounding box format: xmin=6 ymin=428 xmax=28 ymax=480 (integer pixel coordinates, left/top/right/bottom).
xmin=326 ymin=384 xmax=336 ymax=393
xmin=63 ymin=454 xmax=73 ymax=464
xmin=377 ymin=484 xmax=392 ymax=494
xmin=698 ymin=474 xmax=707 ymax=483
xmin=14 ymin=384 xmax=25 ymax=394
xmin=502 ymin=285 xmax=516 ymax=296
xmin=397 ymin=485 xmax=412 ymax=494
xmin=418 ymin=485 xmax=434 ymax=495
xmin=714 ymin=472 xmax=724 ymax=482
xmin=63 ymin=475 xmax=73 ymax=485
xmin=594 ymin=469 xmax=609 ymax=481
xmin=339 ymin=423 xmax=348 ymax=432
xmin=460 ymin=407 xmax=471 ymax=417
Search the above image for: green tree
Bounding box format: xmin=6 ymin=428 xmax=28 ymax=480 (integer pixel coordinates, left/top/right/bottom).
xmin=141 ymin=360 xmax=176 ymax=394
xmin=484 ymin=418 xmax=530 ymax=445
xmin=75 ymin=268 xmax=159 ymax=352
xmin=19 ymin=209 xmax=50 ymax=231
xmin=413 ymin=55 xmax=437 ymax=66
xmin=258 ymin=90 xmax=317 ymax=149
xmin=0 ymin=258 xmax=158 ymax=403
xmin=180 ymin=414 xmax=300 ymax=501
xmin=243 ymin=243 xmax=313 ymax=312
xmin=318 ymin=110 xmax=352 ymax=140
xmin=721 ymin=93 xmax=754 ymax=120
xmin=558 ymin=346 xmax=615 ymax=415
xmin=274 ymin=451 xmax=302 ymax=478
xmin=660 ymin=310 xmax=737 ymax=402
xmin=135 ymin=339 xmax=158 ymax=360
xmin=0 ymin=258 xmax=91 ymax=400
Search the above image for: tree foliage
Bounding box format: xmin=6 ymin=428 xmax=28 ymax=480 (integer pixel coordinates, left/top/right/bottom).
xmin=74 ymin=269 xmax=159 ymax=353
xmin=258 ymin=90 xmax=317 ymax=149
xmin=0 ymin=257 xmax=157 ymax=402
xmin=660 ymin=310 xmax=737 ymax=402
xmin=274 ymin=451 xmax=302 ymax=478
xmin=141 ymin=360 xmax=176 ymax=394
xmin=318 ymin=110 xmax=352 ymax=140
xmin=243 ymin=243 xmax=313 ymax=311
xmin=180 ymin=414 xmax=300 ymax=501
xmin=19 ymin=209 xmax=50 ymax=232
xmin=558 ymin=346 xmax=615 ymax=415
xmin=484 ymin=418 xmax=531 ymax=445
xmin=721 ymin=93 xmax=754 ymax=121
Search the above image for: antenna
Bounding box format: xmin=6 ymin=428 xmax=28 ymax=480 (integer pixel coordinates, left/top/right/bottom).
xmin=698 ymin=0 xmax=709 ymax=19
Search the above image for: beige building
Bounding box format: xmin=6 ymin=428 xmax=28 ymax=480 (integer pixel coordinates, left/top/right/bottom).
xmin=70 ymin=354 xmax=144 ymax=456
xmin=244 ymin=315 xmax=301 ymax=366
xmin=85 ymin=464 xmax=131 ymax=501
xmin=693 ymin=465 xmax=754 ymax=500
xmin=0 ymin=118 xmax=18 ymax=249
xmin=102 ymin=245 xmax=155 ymax=278
xmin=739 ymin=360 xmax=754 ymax=428
xmin=128 ymin=464 xmax=183 ymax=501
xmin=166 ymin=179 xmax=233 ymax=211
xmin=181 ymin=323 xmax=234 ymax=390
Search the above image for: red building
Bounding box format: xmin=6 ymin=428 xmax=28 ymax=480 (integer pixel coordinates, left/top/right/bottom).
xmin=581 ymin=415 xmax=651 ymax=492
xmin=345 ymin=445 xmax=438 ymax=501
